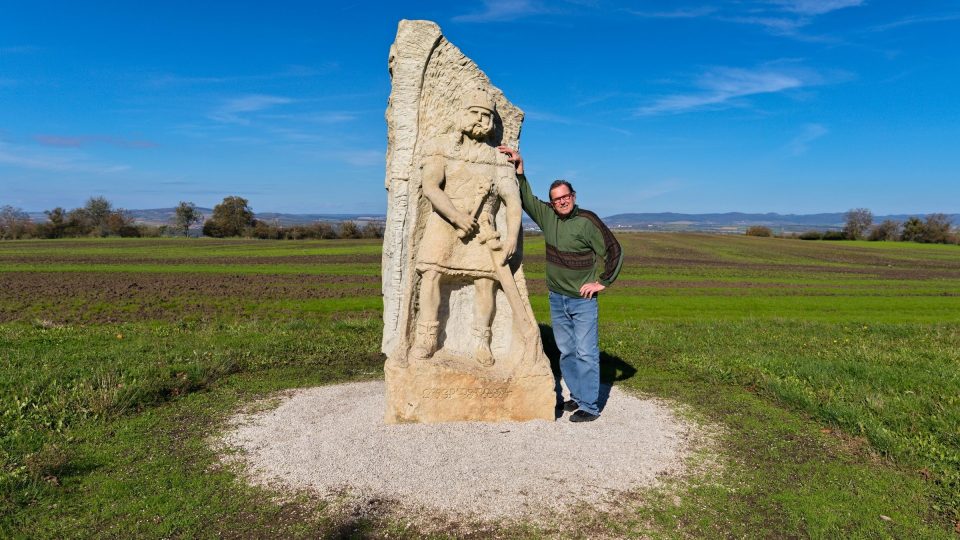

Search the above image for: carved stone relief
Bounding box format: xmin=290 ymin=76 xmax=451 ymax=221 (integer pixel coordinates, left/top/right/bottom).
xmin=382 ymin=20 xmax=554 ymax=423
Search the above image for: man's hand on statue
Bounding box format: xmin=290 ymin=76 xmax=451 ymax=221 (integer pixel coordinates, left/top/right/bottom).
xmin=496 ymin=146 xmax=524 ymax=175
xmin=579 ymin=282 xmax=605 ymax=299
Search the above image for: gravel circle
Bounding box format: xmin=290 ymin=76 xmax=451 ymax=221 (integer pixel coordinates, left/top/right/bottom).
xmin=221 ymin=380 xmax=701 ymax=522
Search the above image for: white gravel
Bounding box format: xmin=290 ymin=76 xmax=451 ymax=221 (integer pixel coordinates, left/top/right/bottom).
xmin=220 ymin=380 xmax=702 ymax=522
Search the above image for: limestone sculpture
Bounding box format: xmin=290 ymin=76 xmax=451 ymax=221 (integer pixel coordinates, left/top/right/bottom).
xmin=382 ymin=20 xmax=555 ymax=423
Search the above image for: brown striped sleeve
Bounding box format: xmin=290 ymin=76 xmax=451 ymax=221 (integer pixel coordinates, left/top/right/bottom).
xmin=578 ymin=209 xmax=624 ymax=285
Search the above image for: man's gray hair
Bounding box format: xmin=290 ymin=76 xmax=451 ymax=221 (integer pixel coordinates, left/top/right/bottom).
xmin=549 ymin=179 xmax=575 ymax=196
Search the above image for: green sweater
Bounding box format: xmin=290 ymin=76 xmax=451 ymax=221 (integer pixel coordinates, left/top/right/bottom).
xmin=517 ymin=173 xmax=624 ymax=298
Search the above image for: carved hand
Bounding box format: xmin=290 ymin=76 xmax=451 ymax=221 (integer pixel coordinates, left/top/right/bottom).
xmin=499 ymin=237 xmax=516 ymax=266
xmin=497 ymin=146 xmax=524 ymax=175
xmin=451 ymin=211 xmax=479 ymax=235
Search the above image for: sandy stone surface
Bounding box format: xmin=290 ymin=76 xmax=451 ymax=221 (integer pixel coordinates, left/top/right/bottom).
xmin=220 ymin=381 xmax=704 ymax=522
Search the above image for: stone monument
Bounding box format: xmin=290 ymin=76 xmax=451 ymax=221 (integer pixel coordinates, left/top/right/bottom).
xmin=382 ymin=20 xmax=555 ymax=423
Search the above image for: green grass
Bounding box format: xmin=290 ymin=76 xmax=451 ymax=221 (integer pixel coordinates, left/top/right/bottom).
xmin=1 ymin=234 xmax=959 ymax=538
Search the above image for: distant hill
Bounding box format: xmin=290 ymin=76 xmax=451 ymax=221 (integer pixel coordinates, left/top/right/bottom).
xmin=24 ymin=208 xmax=957 ymax=233
xmin=601 ymin=212 xmax=960 ymax=233
xmin=75 ymin=208 xmax=386 ymax=227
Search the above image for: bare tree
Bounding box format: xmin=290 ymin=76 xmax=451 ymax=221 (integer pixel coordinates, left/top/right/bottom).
xmin=923 ymin=213 xmax=953 ymax=244
xmin=311 ymin=222 xmax=338 ymax=239
xmin=843 ymin=208 xmax=873 ymax=240
xmin=103 ymin=210 xmax=139 ymax=237
xmin=362 ymin=221 xmax=385 ymax=239
xmin=0 ymin=205 xmax=32 ymax=239
xmin=868 ymin=219 xmax=901 ymax=241
xmin=173 ymin=201 xmax=203 ymax=237
xmin=339 ymin=220 xmax=361 ymax=239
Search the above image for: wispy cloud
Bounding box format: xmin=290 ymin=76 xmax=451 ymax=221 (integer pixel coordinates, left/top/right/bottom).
xmin=0 ymin=141 xmax=130 ymax=174
xmin=785 ymin=123 xmax=828 ymax=155
xmin=628 ymin=0 xmax=864 ymax=38
xmin=867 ymin=13 xmax=960 ymax=32
xmin=453 ymin=0 xmax=550 ymax=22
xmin=637 ymin=65 xmax=820 ymax=116
xmin=147 ymin=64 xmax=336 ymax=87
xmin=772 ymin=0 xmax=864 ymax=16
xmin=34 ymin=134 xmax=157 ymax=149
xmin=718 ymin=15 xmax=808 ymax=34
xmin=261 ymin=111 xmax=358 ymax=124
xmin=337 ymin=150 xmax=383 ymax=167
xmin=525 ymin=109 xmax=632 ymax=136
xmin=628 ymin=6 xmax=718 ymax=19
xmin=300 ymin=147 xmax=384 ymax=167
xmin=210 ymin=94 xmax=294 ymax=124
xmin=635 ymin=179 xmax=684 ymax=201
xmin=0 ymin=45 xmax=40 ymax=54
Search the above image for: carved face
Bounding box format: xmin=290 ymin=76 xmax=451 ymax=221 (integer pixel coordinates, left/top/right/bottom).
xmin=461 ymin=106 xmax=494 ymax=140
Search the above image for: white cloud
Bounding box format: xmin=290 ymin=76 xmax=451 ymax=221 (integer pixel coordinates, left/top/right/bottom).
xmin=453 ymin=0 xmax=549 ymax=22
xmin=338 ymin=150 xmax=383 ymax=167
xmin=148 ymin=64 xmax=336 ymax=87
xmin=210 ymin=94 xmax=294 ymax=124
xmin=868 ymin=13 xmax=960 ymax=32
xmin=786 ymin=123 xmax=828 ymax=155
xmin=628 ymin=6 xmax=718 ymax=19
xmin=524 ymin=109 xmax=632 ymax=136
xmin=719 ymin=15 xmax=808 ymax=33
xmin=772 ymin=0 xmax=864 ymax=16
xmin=637 ymin=65 xmax=816 ymax=116
xmin=261 ymin=111 xmax=358 ymax=124
xmin=628 ymin=1 xmax=865 ymax=38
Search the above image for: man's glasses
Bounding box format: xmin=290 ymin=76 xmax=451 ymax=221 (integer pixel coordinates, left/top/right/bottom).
xmin=551 ymin=193 xmax=575 ymax=205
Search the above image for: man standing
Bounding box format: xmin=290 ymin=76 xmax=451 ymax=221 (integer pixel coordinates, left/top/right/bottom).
xmin=498 ymin=146 xmax=623 ymax=422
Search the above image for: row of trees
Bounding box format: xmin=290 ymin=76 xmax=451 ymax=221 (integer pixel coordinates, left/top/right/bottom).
xmin=746 ymin=209 xmax=957 ymax=244
xmin=201 ymin=196 xmax=383 ymax=239
xmin=1 ymin=197 xmax=141 ymax=239
xmin=841 ymin=208 xmax=955 ymax=243
xmin=0 ymin=196 xmax=384 ymax=240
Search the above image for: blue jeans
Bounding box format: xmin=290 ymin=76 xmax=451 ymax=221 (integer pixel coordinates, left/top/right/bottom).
xmin=549 ymin=291 xmax=600 ymax=416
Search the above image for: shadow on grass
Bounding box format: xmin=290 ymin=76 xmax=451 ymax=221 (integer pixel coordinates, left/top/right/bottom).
xmin=539 ymin=323 xmax=637 ymax=414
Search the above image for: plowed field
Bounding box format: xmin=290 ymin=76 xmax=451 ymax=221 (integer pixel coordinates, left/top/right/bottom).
xmin=2 ymin=235 xmax=959 ymax=324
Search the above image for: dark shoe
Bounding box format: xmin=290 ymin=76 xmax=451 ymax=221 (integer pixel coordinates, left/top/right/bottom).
xmin=562 ymin=399 xmax=579 ymax=412
xmin=569 ymin=410 xmax=599 ymax=423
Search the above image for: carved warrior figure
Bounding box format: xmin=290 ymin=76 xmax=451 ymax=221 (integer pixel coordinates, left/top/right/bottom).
xmin=382 ymin=20 xmax=554 ymax=423
xmin=411 ymin=89 xmax=522 ymax=366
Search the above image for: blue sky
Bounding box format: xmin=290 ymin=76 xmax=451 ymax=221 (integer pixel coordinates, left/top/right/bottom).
xmin=2 ymin=1 xmax=958 ymax=216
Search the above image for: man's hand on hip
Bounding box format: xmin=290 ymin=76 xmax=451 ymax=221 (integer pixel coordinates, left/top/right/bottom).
xmin=579 ymin=282 xmax=605 ymax=298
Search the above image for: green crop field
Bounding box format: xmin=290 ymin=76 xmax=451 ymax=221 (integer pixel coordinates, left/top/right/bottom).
xmin=1 ymin=234 xmax=958 ymax=538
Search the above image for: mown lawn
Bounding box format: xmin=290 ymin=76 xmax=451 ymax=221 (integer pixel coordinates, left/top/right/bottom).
xmin=1 ymin=235 xmax=958 ymax=538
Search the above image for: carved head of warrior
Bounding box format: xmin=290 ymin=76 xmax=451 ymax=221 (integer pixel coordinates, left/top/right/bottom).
xmin=459 ymin=88 xmax=496 ymax=141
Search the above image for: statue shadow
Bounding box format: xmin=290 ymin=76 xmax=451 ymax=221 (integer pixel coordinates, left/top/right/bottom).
xmin=538 ymin=323 xmax=637 ymax=416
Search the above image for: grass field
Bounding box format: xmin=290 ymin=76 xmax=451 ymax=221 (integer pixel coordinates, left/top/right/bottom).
xmin=1 ymin=234 xmax=958 ymax=538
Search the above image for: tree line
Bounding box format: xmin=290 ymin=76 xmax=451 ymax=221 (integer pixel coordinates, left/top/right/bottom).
xmin=745 ymin=208 xmax=957 ymax=244
xmin=0 ymin=196 xmax=384 ymax=240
